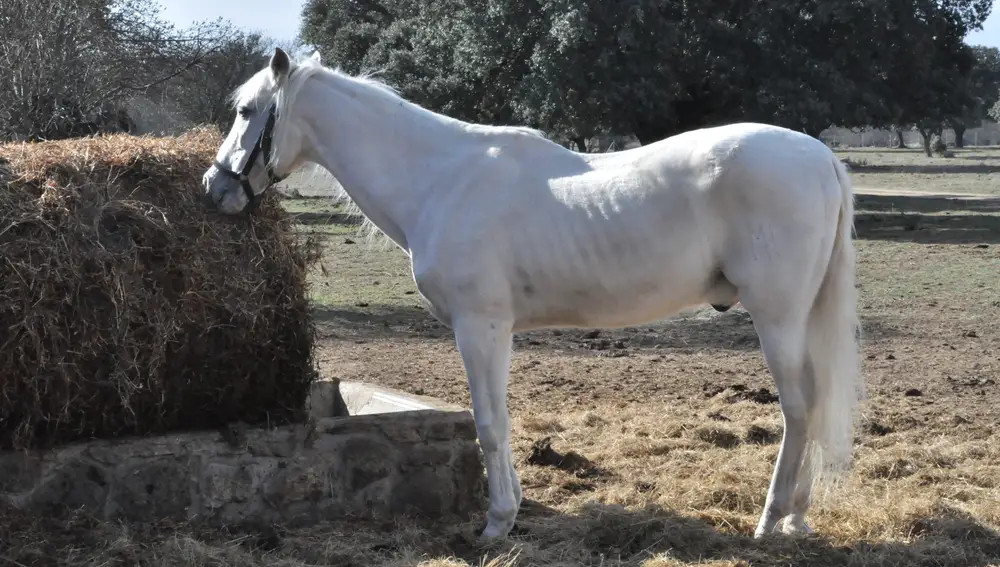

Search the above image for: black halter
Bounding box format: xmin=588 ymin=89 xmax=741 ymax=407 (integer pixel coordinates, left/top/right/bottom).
xmin=213 ymin=101 xmax=286 ymax=211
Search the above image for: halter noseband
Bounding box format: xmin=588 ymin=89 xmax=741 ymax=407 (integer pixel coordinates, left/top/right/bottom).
xmin=213 ymin=101 xmax=287 ymax=211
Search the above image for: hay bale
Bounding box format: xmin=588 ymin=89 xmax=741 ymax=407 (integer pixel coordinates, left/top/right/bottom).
xmin=0 ymin=126 xmax=320 ymax=451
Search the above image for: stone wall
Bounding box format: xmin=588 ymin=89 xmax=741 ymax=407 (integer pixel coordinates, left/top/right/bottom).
xmin=0 ymin=410 xmax=486 ymax=527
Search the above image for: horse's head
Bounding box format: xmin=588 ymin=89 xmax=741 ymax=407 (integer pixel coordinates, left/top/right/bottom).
xmin=202 ymin=47 xmax=320 ymax=214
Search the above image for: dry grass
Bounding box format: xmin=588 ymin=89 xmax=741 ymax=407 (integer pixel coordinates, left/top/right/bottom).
xmin=2 ymin=401 xmax=997 ymax=566
xmin=835 ymin=146 xmax=1000 ymax=195
xmin=0 ymin=127 xmax=321 ymax=450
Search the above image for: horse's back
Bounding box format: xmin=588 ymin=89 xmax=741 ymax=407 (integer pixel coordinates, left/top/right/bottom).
xmin=625 ymin=122 xmax=843 ymax=233
xmin=615 ymin=122 xmax=835 ymax=184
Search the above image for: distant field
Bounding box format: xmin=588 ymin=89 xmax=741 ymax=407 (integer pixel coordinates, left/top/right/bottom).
xmin=6 ymin=146 xmax=1000 ymax=566
xmin=834 ymin=146 xmax=1000 ymax=195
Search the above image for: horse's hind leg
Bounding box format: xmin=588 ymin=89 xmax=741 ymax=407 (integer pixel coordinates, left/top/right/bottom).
xmin=721 ymin=191 xmax=836 ymax=537
xmin=783 ymin=437 xmax=816 ymax=534
xmin=745 ymin=311 xmax=813 ymax=538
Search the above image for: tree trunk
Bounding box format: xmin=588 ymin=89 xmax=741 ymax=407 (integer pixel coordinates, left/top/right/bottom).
xmin=954 ymin=125 xmax=966 ymax=148
xmin=633 ymin=125 xmax=666 ymax=146
xmin=918 ymin=128 xmax=932 ymax=157
xmin=633 ymin=133 xmax=658 ymax=146
xmin=572 ymin=136 xmax=588 ymax=152
xmin=894 ymin=129 xmax=906 ymax=149
xmin=803 ymin=125 xmax=825 ymax=139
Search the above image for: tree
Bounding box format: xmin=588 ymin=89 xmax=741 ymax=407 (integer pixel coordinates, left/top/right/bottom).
xmin=947 ymin=45 xmax=1000 ymax=147
xmin=509 ymin=0 xmax=687 ymax=147
xmin=896 ymin=41 xmax=977 ymax=157
xmin=301 ymin=0 xmax=422 ymax=75
xmin=299 ymin=0 xmax=994 ymax=149
xmin=0 ymin=0 xmax=246 ymax=141
xmin=858 ymin=0 xmax=991 ymax=155
xmin=149 ymin=32 xmax=276 ymax=129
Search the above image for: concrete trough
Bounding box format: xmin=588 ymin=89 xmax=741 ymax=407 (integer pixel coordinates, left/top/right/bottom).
xmin=0 ymin=380 xmax=486 ymax=527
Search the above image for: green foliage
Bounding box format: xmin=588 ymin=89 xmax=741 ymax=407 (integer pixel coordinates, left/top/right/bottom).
xmin=300 ymin=0 xmax=994 ymax=147
xmin=957 ymin=46 xmax=1000 ymax=126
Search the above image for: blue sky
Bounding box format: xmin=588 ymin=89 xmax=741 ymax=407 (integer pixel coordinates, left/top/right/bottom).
xmin=159 ymin=0 xmax=307 ymax=43
xmin=967 ymin=1 xmax=1000 ymax=48
xmin=160 ymin=0 xmax=1000 ymax=48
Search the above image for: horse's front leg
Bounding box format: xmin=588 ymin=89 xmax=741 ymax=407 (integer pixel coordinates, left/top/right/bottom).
xmin=452 ymin=313 xmax=520 ymax=542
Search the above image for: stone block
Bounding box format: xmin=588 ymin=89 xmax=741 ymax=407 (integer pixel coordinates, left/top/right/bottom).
xmin=0 ymin=382 xmax=486 ymax=528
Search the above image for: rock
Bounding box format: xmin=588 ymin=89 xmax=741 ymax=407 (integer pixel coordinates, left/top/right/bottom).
xmin=0 ymin=410 xmax=485 ymax=528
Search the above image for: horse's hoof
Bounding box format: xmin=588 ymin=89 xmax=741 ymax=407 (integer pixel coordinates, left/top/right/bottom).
xmin=780 ymin=517 xmax=814 ymax=536
xmin=477 ymin=525 xmax=511 ymax=546
xmin=711 ymin=303 xmax=732 ymax=313
xmin=477 ymin=512 xmax=516 ymax=546
xmin=753 ymin=514 xmax=781 ymax=539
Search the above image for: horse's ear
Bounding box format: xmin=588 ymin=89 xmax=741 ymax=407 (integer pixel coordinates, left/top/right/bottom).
xmin=270 ymin=47 xmax=291 ymax=81
xmin=310 ymin=50 xmax=322 ymax=63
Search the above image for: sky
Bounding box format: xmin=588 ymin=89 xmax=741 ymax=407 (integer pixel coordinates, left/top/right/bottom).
xmin=159 ymin=0 xmax=308 ymax=43
xmin=160 ymin=0 xmax=1000 ymax=48
xmin=967 ymin=1 xmax=1000 ymax=48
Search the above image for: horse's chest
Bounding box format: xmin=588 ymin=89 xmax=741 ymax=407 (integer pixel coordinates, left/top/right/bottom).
xmin=411 ymin=275 xmax=452 ymax=328
xmin=409 ymin=256 xmax=463 ymax=328
xmin=419 ymin=297 xmax=452 ymax=328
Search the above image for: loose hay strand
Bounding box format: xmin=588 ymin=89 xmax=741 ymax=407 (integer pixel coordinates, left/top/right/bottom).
xmin=0 ymin=127 xmax=322 ymax=450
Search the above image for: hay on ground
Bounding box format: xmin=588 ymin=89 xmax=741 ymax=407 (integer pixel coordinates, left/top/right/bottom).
xmin=0 ymin=126 xmax=321 ymax=451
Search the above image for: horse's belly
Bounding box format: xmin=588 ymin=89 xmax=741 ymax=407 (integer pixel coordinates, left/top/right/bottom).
xmin=513 ymin=268 xmax=710 ymax=331
xmin=505 ymin=196 xmax=723 ymax=331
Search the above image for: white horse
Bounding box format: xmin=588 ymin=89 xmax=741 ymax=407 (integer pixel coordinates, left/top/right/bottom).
xmin=203 ymin=48 xmax=864 ymax=541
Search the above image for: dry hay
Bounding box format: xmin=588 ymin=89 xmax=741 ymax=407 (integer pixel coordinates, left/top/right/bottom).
xmin=0 ymin=126 xmax=320 ymax=451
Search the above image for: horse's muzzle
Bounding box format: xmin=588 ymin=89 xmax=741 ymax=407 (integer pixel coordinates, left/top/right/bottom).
xmin=202 ymin=188 xmax=219 ymax=210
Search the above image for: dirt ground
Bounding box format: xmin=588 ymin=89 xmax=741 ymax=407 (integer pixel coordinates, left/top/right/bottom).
xmin=3 ymin=146 xmax=1000 ymax=566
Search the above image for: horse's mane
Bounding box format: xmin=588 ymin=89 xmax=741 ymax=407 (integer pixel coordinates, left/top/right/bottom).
xmin=230 ymin=55 xmax=546 ymax=140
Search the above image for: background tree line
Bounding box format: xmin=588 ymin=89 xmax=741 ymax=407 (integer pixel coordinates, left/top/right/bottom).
xmin=301 ymin=0 xmax=1000 ymax=154
xmin=4 ymin=0 xmax=1000 ymax=154
xmin=0 ymin=0 xmax=287 ymax=141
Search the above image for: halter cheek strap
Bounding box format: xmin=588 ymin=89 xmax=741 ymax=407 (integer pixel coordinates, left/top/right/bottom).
xmin=213 ymin=102 xmax=287 ymax=211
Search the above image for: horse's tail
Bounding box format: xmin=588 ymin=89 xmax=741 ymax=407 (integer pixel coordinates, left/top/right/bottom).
xmin=804 ymin=157 xmax=865 ymax=490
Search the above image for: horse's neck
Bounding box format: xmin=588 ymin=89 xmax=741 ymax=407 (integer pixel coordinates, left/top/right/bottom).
xmin=300 ymin=78 xmax=475 ymax=250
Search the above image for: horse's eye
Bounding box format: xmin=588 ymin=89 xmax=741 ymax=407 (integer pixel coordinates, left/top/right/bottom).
xmin=238 ymin=106 xmax=252 ymax=119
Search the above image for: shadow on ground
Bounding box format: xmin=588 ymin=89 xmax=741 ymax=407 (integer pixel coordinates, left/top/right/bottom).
xmin=848 ymin=163 xmax=1000 ymax=175
xmin=314 ymin=304 xmax=907 ymax=354
xmin=857 ymin=193 xmax=1000 ymax=214
xmin=485 ymin=499 xmax=1000 ymax=567
xmin=312 ymin=304 xmax=452 ymax=341
xmin=209 ymin=497 xmax=1000 ymax=567
xmin=288 ymin=211 xmax=362 ymax=226
xmin=854 ymin=193 xmax=1000 ymax=244
xmin=4 ymin=484 xmax=997 ymax=567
